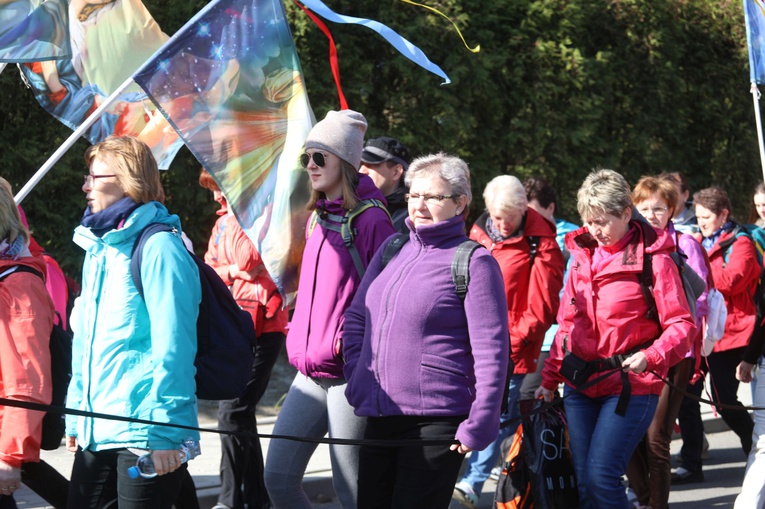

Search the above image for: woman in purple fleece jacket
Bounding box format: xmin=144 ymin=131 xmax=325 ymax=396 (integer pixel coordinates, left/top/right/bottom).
xmin=343 ymin=153 xmax=510 ymax=509
xmin=263 ymin=110 xmax=394 ymax=509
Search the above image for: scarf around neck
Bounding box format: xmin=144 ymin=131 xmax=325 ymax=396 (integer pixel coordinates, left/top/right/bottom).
xmin=81 ymin=197 xmax=141 ymax=237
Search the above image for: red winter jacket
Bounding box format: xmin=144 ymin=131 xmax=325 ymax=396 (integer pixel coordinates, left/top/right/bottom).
xmin=0 ymin=253 xmax=54 ymax=468
xmin=707 ymin=228 xmax=761 ymax=353
xmin=470 ymin=209 xmax=565 ymax=374
xmin=204 ymin=205 xmax=288 ymax=337
xmin=541 ymin=222 xmax=696 ymax=398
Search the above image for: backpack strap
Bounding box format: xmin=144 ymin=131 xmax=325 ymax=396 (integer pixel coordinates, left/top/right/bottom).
xmin=451 ymin=240 xmax=483 ymax=301
xmin=640 ymin=252 xmax=658 ymax=323
xmin=311 ymin=199 xmax=390 ymax=279
xmin=130 ymin=223 xmax=176 ymax=299
xmin=0 ymin=264 xmax=43 ymax=281
xmin=381 ymin=233 xmax=409 ymax=268
xmin=527 ymin=235 xmax=540 ymax=266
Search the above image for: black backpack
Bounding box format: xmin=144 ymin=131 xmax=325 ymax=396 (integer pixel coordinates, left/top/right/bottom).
xmin=0 ymin=265 xmax=72 ymax=450
xmin=130 ymin=223 xmax=256 ymax=401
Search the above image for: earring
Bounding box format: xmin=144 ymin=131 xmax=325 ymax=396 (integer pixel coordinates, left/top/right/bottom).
xmin=456 ymin=209 xmax=462 ymax=215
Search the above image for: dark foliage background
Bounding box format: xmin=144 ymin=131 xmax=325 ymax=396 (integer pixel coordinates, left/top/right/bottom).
xmin=0 ymin=0 xmax=760 ymax=279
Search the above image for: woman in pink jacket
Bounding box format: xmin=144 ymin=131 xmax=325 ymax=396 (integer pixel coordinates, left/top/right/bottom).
xmin=536 ymin=169 xmax=695 ymax=509
xmin=0 ymin=178 xmax=54 ymax=508
xmin=626 ymin=175 xmax=709 ymax=509
xmin=199 ymin=169 xmax=287 ymax=509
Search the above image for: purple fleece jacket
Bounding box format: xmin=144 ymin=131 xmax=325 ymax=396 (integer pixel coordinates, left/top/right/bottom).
xmin=286 ymin=174 xmax=395 ymax=378
xmin=343 ymin=216 xmax=511 ymax=451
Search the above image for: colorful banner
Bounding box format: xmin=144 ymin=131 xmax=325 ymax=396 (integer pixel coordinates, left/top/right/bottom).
xmin=133 ymin=0 xmax=313 ymax=303
xmin=745 ymin=0 xmax=765 ymax=84
xmin=0 ymin=0 xmax=70 ymax=64
xmin=18 ymin=0 xmax=185 ymax=168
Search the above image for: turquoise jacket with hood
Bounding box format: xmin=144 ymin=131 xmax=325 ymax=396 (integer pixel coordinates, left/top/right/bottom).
xmin=65 ymin=202 xmax=201 ymax=451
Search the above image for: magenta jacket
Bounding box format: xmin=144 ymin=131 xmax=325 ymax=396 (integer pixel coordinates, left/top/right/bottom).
xmin=286 ymin=174 xmax=395 ymax=378
xmin=343 ymin=216 xmax=510 ymax=451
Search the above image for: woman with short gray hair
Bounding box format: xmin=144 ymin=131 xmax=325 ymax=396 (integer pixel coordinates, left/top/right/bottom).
xmin=536 ymin=168 xmax=695 ymax=509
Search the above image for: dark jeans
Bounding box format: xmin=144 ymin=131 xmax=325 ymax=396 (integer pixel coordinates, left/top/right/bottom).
xmin=21 ymin=459 xmax=69 ymax=508
xmin=627 ymin=357 xmax=692 ymax=509
xmin=67 ymin=448 xmax=197 ymax=509
xmin=678 ymin=361 xmax=706 ymax=473
xmin=217 ymin=332 xmax=285 ymax=509
xmin=358 ymin=415 xmax=466 ymax=509
xmin=708 ymin=347 xmax=754 ymax=455
xmin=0 ymin=495 xmax=15 ymax=509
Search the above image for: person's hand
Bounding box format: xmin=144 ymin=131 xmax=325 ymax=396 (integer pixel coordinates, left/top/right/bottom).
xmin=535 ymin=386 xmax=555 ymax=402
xmin=228 ymin=264 xmax=259 ymax=282
xmin=0 ymin=460 xmax=20 ymax=496
xmin=265 ymin=293 xmax=283 ymax=319
xmin=450 ymin=442 xmax=472 ymax=455
xmin=622 ymin=352 xmax=648 ymax=374
xmin=151 ymin=449 xmax=184 ymax=476
xmin=66 ymin=436 xmax=77 ymax=453
xmin=737 ymin=361 xmax=756 ymax=383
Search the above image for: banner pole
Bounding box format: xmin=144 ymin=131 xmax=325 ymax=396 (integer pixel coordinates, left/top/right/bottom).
xmin=14 ymin=74 xmax=135 ymax=205
xmin=752 ymin=82 xmax=765 ymax=184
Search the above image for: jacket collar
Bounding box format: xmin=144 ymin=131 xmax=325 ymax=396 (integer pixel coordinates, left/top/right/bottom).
xmin=408 ymin=215 xmax=467 ymax=248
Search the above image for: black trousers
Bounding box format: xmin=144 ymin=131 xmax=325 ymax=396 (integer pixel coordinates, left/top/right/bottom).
xmin=67 ymin=448 xmax=197 ymax=509
xmin=357 ymin=415 xmax=467 ymax=509
xmin=677 ymin=360 xmax=707 ymax=473
xmin=217 ymin=332 xmax=284 ymax=509
xmin=21 ymin=459 xmax=69 ymax=508
xmin=707 ymin=346 xmax=754 ymax=455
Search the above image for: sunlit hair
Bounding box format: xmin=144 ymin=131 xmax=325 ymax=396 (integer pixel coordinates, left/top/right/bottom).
xmin=305 ymin=158 xmax=360 ymax=212
xmin=658 ymin=171 xmax=690 ymax=195
xmin=693 ymin=187 xmax=731 ymax=216
xmin=524 ymin=176 xmax=557 ymax=209
xmin=632 ymin=176 xmax=679 ymax=216
xmin=0 ymin=177 xmax=28 ymax=245
xmin=199 ymin=168 xmax=221 ymax=193
xmin=405 ymin=152 xmax=472 ymax=218
xmin=577 ymin=169 xmax=633 ymax=221
xmin=483 ymin=175 xmax=527 ymax=217
xmin=748 ymin=182 xmax=765 ymax=224
xmin=84 ymin=136 xmax=165 ymax=204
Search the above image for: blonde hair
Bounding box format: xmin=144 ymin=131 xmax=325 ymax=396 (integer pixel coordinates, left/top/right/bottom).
xmin=305 ymin=159 xmax=360 ymax=211
xmin=84 ymin=136 xmax=164 ymax=204
xmin=0 ymin=177 xmax=29 ymax=245
xmin=483 ymin=175 xmax=527 ymax=216
xmin=577 ymin=169 xmax=633 ymax=220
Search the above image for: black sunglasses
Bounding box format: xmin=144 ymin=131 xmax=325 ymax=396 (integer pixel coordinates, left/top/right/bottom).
xmin=300 ymin=152 xmax=327 ymax=168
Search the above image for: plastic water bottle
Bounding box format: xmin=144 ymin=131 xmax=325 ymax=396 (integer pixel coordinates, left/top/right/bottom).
xmin=127 ymin=438 xmax=201 ymax=479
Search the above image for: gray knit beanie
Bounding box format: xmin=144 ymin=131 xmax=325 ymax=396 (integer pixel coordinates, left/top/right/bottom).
xmin=304 ymin=110 xmax=368 ymax=169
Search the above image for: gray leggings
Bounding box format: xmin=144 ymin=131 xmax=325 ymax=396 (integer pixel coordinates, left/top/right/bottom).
xmin=264 ymin=373 xmax=366 ymax=509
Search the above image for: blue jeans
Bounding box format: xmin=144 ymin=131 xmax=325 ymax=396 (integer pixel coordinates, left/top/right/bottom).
xmin=564 ymin=387 xmax=658 ymax=509
xmin=458 ymin=374 xmax=525 ymax=492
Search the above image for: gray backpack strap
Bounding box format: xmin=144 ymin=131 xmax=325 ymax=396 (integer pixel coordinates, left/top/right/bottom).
xmin=451 ymin=240 xmax=483 ymax=301
xmin=381 ymin=233 xmax=409 ymax=268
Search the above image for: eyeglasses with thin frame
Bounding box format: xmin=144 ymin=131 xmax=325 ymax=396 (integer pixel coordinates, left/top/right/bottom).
xmin=637 ymin=206 xmax=669 ymax=217
xmin=404 ymin=193 xmax=455 ymax=205
xmin=300 ymin=152 xmax=327 ymax=168
xmin=83 ymin=174 xmax=117 ymax=185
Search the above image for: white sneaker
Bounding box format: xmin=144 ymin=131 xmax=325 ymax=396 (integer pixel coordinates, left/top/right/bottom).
xmin=452 ymin=481 xmax=479 ymax=509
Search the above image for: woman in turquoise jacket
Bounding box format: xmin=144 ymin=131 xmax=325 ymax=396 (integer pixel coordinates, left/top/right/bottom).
xmin=65 ymin=136 xmax=202 ymax=509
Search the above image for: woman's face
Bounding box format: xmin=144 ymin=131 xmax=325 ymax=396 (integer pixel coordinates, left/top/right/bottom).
xmin=487 ymin=206 xmax=524 ymax=238
xmin=407 ymin=174 xmax=465 ymax=228
xmin=754 ymin=192 xmax=765 ymax=222
xmin=304 ymin=149 xmax=343 ymax=200
xmin=635 ymin=192 xmax=672 ymax=230
xmin=583 ymin=207 xmax=632 ymax=247
xmin=696 ymin=204 xmax=728 ymax=238
xmin=83 ymin=155 xmax=124 ymax=213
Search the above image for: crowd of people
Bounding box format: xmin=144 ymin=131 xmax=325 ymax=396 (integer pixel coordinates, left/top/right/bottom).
xmin=1 ymin=112 xmax=765 ymax=509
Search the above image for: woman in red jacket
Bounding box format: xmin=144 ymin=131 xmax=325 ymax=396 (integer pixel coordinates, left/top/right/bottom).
xmin=453 ymin=174 xmax=564 ymax=508
xmin=0 ymin=178 xmax=54 ymax=508
xmin=199 ymin=170 xmax=287 ymax=509
xmin=694 ymin=187 xmax=757 ymax=457
xmin=536 ymin=169 xmax=695 ymax=509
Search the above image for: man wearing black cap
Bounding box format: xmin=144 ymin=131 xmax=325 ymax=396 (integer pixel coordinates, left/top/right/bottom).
xmin=360 ymin=136 xmax=411 ymax=232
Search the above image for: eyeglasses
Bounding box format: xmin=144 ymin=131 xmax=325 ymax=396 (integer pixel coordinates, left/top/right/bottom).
xmin=300 ymin=152 xmax=327 ymax=168
xmin=404 ymin=193 xmax=455 ymax=205
xmin=83 ymin=174 xmax=117 ymax=185
xmin=637 ymin=206 xmax=670 ymax=217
